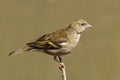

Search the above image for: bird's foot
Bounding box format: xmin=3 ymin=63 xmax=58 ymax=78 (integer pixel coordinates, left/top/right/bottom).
xmin=54 ymin=56 xmax=65 ymax=69
xmin=59 ymin=62 xmax=65 ymax=70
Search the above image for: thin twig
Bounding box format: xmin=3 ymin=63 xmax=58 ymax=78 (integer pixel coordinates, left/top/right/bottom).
xmin=60 ymin=62 xmax=67 ymax=80
xmin=58 ymin=57 xmax=67 ymax=80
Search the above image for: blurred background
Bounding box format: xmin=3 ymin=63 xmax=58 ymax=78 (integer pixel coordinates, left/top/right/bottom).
xmin=0 ymin=0 xmax=120 ymax=80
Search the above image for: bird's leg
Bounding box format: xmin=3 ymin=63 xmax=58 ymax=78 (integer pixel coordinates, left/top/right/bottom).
xmin=53 ymin=56 xmax=65 ymax=69
xmin=54 ymin=56 xmax=59 ymax=63
xmin=58 ymin=56 xmax=65 ymax=68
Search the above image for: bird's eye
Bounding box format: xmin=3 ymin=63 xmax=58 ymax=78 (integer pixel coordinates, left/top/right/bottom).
xmin=81 ymin=23 xmax=86 ymax=26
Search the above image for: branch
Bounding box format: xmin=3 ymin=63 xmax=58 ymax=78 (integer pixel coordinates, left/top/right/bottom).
xmin=60 ymin=62 xmax=67 ymax=80
xmin=58 ymin=57 xmax=67 ymax=80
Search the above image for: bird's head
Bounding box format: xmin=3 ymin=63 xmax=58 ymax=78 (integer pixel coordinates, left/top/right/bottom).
xmin=70 ymin=19 xmax=93 ymax=34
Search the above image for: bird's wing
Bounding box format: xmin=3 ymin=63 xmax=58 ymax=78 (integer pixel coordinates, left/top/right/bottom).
xmin=26 ymin=28 xmax=69 ymax=50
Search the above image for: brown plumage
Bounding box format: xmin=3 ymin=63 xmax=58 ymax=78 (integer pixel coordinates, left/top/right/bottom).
xmin=9 ymin=19 xmax=93 ymax=64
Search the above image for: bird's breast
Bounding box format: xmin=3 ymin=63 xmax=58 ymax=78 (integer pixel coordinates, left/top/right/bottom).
xmin=57 ymin=33 xmax=81 ymax=53
xmin=66 ymin=33 xmax=81 ymax=49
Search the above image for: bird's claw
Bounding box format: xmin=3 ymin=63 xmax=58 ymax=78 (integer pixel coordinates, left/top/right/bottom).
xmin=59 ymin=63 xmax=65 ymax=70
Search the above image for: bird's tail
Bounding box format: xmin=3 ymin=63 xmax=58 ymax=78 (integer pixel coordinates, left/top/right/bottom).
xmin=9 ymin=46 xmax=31 ymax=56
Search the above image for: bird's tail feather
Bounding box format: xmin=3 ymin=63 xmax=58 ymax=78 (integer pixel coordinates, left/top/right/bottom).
xmin=9 ymin=46 xmax=31 ymax=56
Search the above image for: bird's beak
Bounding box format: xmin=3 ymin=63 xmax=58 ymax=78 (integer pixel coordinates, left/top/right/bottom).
xmin=86 ymin=24 xmax=93 ymax=28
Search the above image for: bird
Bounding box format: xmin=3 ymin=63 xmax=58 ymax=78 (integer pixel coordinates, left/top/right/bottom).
xmin=9 ymin=19 xmax=93 ymax=67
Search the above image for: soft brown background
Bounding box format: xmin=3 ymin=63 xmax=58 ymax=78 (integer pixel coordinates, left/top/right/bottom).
xmin=0 ymin=0 xmax=120 ymax=80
